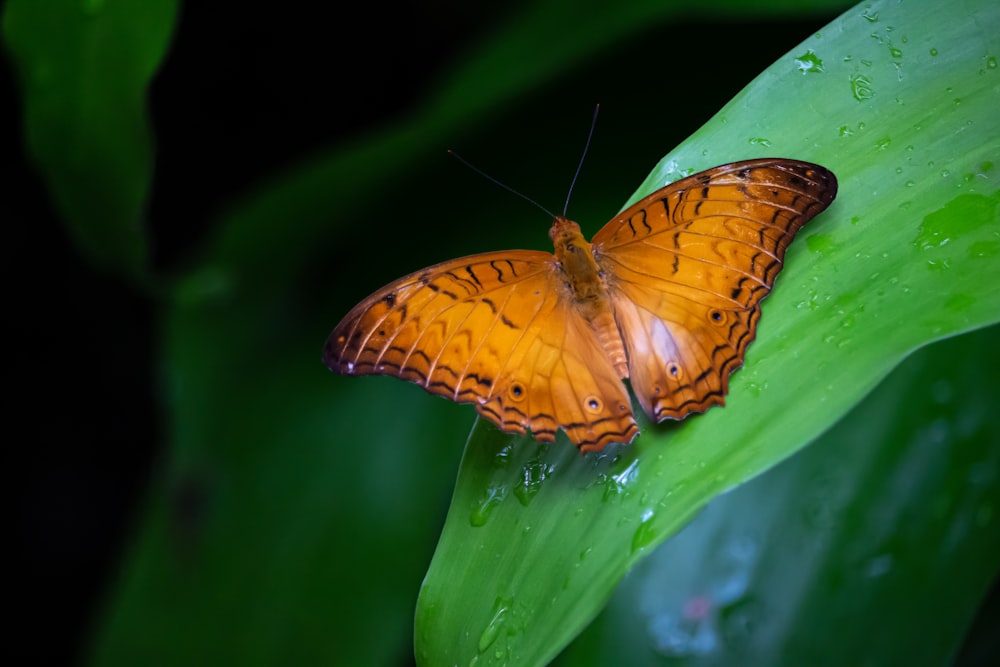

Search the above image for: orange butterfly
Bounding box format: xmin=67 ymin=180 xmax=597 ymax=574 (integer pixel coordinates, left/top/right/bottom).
xmin=324 ymin=159 xmax=837 ymax=452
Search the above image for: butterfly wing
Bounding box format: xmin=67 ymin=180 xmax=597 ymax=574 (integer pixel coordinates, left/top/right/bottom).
xmin=324 ymin=251 xmax=638 ymax=451
xmin=593 ymin=159 xmax=838 ymax=422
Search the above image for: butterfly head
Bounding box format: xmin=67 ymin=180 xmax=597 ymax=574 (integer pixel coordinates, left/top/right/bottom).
xmin=548 ymin=216 xmax=582 ymax=243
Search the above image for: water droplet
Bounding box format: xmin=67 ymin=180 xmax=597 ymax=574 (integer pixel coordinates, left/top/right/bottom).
xmin=494 ymin=445 xmax=513 ymax=466
xmin=748 ymin=137 xmax=772 ymax=147
xmin=851 ymin=73 xmax=874 ymax=101
xmin=603 ymin=458 xmax=640 ymax=500
xmin=631 ymin=509 xmax=657 ymax=553
xmin=862 ymin=8 xmax=879 ymax=23
xmin=838 ymin=125 xmax=853 ymax=137
xmin=514 ymin=459 xmax=552 ymax=506
xmin=794 ymin=50 xmax=825 ymax=74
xmin=875 ymin=136 xmax=891 ymax=150
xmin=929 ymin=47 xmax=939 ymax=57
xmin=915 ymin=192 xmax=997 ymax=255
xmin=478 ymin=596 xmax=513 ymax=652
xmin=470 ymin=483 xmax=507 ymax=526
xmin=890 ymin=47 xmax=903 ymax=58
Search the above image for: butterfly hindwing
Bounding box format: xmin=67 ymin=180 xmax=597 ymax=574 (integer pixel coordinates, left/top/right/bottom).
xmin=609 ymin=281 xmax=761 ymax=421
xmin=473 ymin=294 xmax=637 ymax=451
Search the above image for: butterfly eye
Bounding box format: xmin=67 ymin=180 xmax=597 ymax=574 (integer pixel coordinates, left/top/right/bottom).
xmin=709 ymin=310 xmax=727 ymax=325
xmin=666 ymin=362 xmax=682 ymax=378
xmin=508 ymin=382 xmax=526 ymax=401
xmin=584 ymin=396 xmax=604 ymax=413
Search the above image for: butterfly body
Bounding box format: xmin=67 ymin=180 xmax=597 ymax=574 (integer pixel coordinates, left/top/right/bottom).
xmin=550 ymin=217 xmax=629 ymax=376
xmin=325 ymin=159 xmax=838 ymax=452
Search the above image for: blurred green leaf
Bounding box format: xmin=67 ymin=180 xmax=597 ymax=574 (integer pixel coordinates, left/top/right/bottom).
xmin=2 ymin=0 xmax=176 ymax=280
xmin=416 ymin=1 xmax=1000 ymax=664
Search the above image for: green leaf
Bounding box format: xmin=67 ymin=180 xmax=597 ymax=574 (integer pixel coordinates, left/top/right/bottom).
xmin=557 ymin=324 xmax=1000 ymax=666
xmin=2 ymin=0 xmax=176 ymax=280
xmin=416 ymin=1 xmax=1000 ymax=664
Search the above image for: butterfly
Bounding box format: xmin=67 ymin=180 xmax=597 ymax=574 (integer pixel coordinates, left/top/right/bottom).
xmin=324 ymin=158 xmax=837 ymax=452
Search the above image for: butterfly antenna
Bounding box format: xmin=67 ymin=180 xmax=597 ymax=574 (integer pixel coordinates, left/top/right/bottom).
xmin=448 ymin=150 xmax=557 ymax=219
xmin=563 ymin=103 xmax=600 ymax=217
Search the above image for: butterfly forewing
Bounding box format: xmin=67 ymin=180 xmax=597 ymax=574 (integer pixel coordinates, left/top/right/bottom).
xmin=595 ymin=159 xmax=838 ymax=423
xmin=326 ymin=252 xmax=550 ymax=393
xmin=324 ymin=250 xmax=638 ymax=451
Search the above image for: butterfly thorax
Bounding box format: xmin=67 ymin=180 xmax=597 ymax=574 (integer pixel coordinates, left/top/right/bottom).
xmin=550 ymin=217 xmax=607 ymax=307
